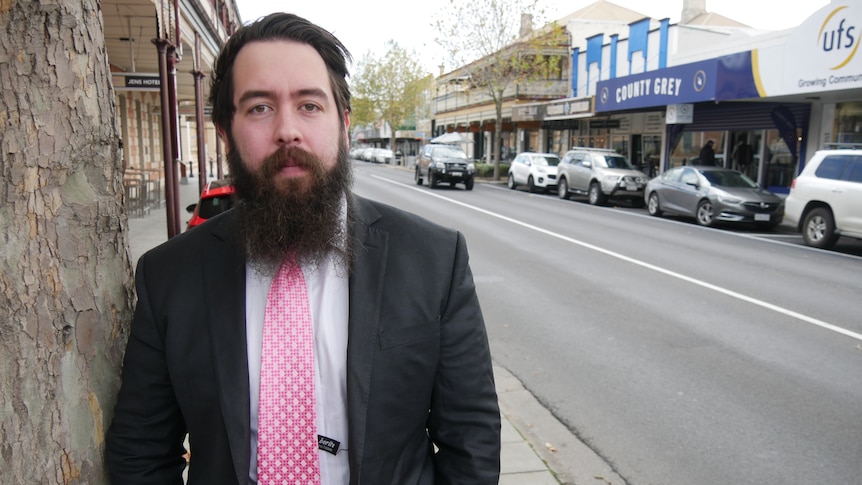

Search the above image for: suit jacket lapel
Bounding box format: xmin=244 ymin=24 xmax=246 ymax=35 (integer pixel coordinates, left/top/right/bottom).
xmin=346 ymin=196 xmax=387 ymax=479
xmin=202 ymin=212 xmax=251 ymax=485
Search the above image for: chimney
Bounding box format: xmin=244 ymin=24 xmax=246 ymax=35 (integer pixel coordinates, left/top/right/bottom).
xmin=520 ymin=13 xmax=533 ymax=38
xmin=681 ymin=0 xmax=707 ymax=24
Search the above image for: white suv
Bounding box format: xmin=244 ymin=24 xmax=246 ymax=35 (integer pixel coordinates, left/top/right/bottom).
xmin=784 ymin=148 xmax=862 ymax=249
xmin=507 ymin=152 xmax=560 ymax=193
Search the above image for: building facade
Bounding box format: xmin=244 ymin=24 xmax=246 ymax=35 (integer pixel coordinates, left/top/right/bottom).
xmin=103 ymin=0 xmax=241 ymax=236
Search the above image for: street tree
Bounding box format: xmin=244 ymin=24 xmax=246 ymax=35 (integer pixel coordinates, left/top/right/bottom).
xmin=351 ymin=41 xmax=432 ymax=161
xmin=1 ymin=1 xmax=132 ymax=483
xmin=434 ymin=0 xmax=568 ymax=179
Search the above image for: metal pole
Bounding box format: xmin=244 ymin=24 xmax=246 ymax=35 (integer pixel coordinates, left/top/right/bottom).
xmin=167 ymin=48 xmax=182 ymax=236
xmin=216 ymin=135 xmax=224 ymax=179
xmin=193 ymin=32 xmax=207 ymax=194
xmin=153 ymin=38 xmax=177 ymax=238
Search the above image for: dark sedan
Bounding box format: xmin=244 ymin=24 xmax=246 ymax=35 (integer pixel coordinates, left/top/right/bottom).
xmin=645 ymin=166 xmax=784 ymax=228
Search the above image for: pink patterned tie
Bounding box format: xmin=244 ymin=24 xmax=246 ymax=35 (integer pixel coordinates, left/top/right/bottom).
xmin=258 ymin=257 xmax=321 ymax=484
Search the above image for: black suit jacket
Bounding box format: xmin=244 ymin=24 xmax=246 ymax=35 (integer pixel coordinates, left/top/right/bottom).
xmin=105 ymin=195 xmax=501 ymax=484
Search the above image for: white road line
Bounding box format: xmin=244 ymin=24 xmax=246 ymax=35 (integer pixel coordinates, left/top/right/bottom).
xmin=372 ymin=175 xmax=862 ymax=343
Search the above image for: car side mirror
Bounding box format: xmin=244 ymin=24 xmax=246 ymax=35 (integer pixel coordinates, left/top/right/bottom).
xmin=186 ymin=203 xmax=197 ymax=213
xmin=583 ymin=161 xmax=592 ymax=168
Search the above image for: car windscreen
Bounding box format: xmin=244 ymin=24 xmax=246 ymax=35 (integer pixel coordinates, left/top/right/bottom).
xmin=701 ymin=170 xmax=757 ymax=188
xmin=598 ymin=155 xmax=634 ymax=169
xmin=432 ymin=146 xmax=468 ymax=159
xmin=536 ymin=155 xmax=560 ymax=166
xmin=198 ymin=194 xmax=235 ymax=219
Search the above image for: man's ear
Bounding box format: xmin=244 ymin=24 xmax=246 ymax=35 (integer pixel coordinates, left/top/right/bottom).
xmin=217 ymin=126 xmax=231 ymax=153
xmin=342 ymin=111 xmax=350 ymax=145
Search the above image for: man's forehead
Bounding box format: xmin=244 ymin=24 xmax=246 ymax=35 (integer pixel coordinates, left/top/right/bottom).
xmin=232 ymin=40 xmax=332 ymax=96
xmin=234 ymin=40 xmax=327 ymax=77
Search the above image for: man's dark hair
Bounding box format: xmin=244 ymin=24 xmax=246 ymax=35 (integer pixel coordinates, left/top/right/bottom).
xmin=208 ymin=13 xmax=352 ymax=134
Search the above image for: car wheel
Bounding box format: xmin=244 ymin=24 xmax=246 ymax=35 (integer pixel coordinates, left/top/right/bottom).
xmin=648 ymin=193 xmax=662 ymax=216
xmin=464 ymin=176 xmax=474 ymax=191
xmin=507 ymin=173 xmax=516 ymax=190
xmin=429 ymin=171 xmax=439 ymax=188
xmin=528 ymin=176 xmax=538 ymax=193
xmin=588 ymin=182 xmax=607 ymax=205
xmin=802 ymin=207 xmax=838 ymax=249
xmin=415 ymin=167 xmax=423 ymax=186
xmin=696 ymin=200 xmax=715 ymax=227
xmin=558 ymin=178 xmax=570 ymax=199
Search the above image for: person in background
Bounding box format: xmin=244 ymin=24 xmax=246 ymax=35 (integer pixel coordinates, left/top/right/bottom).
xmin=699 ymin=140 xmax=717 ymax=166
xmin=105 ymin=12 xmax=501 ymax=485
xmin=732 ymin=137 xmax=755 ymax=177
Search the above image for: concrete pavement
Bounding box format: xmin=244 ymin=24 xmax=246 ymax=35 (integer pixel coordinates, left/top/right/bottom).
xmin=126 ymin=176 xmax=598 ymax=484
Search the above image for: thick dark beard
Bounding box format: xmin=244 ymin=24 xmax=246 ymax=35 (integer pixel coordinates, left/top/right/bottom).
xmin=227 ymin=139 xmax=354 ymax=274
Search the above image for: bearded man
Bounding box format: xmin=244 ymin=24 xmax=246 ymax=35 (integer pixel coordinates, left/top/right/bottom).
xmin=105 ymin=12 xmax=501 ymax=485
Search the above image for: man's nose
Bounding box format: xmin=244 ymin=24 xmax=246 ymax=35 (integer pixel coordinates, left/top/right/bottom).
xmin=274 ymin=110 xmax=302 ymax=146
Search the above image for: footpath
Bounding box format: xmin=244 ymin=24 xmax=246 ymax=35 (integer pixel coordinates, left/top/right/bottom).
xmin=126 ymin=175 xmax=624 ymax=485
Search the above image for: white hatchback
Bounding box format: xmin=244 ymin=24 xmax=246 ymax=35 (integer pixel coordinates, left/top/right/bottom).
xmin=784 ymin=148 xmax=862 ymax=248
xmin=507 ymin=152 xmax=560 ymax=193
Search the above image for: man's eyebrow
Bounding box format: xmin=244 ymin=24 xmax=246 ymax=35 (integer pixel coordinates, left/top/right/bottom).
xmin=236 ymin=88 xmax=330 ymax=106
xmin=236 ymin=90 xmax=272 ymax=106
xmin=295 ymin=87 xmax=330 ymax=101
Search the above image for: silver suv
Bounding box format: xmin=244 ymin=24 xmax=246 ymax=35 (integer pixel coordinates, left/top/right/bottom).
xmin=784 ymin=147 xmax=862 ymax=249
xmin=557 ymin=147 xmax=648 ymax=206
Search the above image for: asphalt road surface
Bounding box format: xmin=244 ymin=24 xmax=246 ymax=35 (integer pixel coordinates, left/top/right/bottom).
xmin=351 ymin=161 xmax=862 ymax=485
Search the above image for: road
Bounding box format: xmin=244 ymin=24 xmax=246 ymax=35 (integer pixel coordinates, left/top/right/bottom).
xmin=351 ymin=161 xmax=862 ymax=485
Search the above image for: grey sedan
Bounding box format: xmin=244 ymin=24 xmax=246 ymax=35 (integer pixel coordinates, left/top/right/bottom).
xmin=645 ymin=166 xmax=784 ymax=228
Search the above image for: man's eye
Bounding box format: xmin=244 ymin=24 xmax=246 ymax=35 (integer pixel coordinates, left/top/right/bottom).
xmin=250 ymin=105 xmax=270 ymax=113
xmin=301 ymin=103 xmax=320 ymax=112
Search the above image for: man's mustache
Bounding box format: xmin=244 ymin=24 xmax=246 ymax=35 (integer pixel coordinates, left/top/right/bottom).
xmin=261 ymin=147 xmax=320 ymax=174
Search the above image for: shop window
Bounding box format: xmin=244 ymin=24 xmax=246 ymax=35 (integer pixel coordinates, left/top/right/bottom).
xmin=834 ymin=102 xmax=862 ymax=145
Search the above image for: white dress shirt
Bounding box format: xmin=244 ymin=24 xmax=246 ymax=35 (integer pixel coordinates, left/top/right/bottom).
xmin=245 ymin=252 xmax=350 ymax=484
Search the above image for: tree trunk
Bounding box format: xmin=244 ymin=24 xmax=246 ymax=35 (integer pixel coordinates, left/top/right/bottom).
xmin=0 ymin=1 xmax=133 ymax=483
xmin=492 ymin=91 xmax=504 ymax=180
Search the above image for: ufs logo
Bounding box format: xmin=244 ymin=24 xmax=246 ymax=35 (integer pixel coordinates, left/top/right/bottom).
xmin=819 ymin=5 xmax=860 ymax=70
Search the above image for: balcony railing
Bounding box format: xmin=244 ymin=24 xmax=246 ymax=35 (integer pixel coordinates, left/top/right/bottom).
xmin=434 ymin=79 xmax=568 ymax=115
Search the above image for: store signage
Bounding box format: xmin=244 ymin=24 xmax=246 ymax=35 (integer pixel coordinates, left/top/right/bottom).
xmin=755 ymin=3 xmax=862 ymax=97
xmin=113 ymin=73 xmax=161 ymax=91
xmin=125 ymin=75 xmax=160 ymax=89
xmin=543 ymin=98 xmax=591 ymax=120
xmin=666 ymin=104 xmax=693 ymax=124
xmin=512 ymin=104 xmax=544 ymax=122
xmin=589 ymin=119 xmax=621 ymax=129
xmin=595 ymin=52 xmax=759 ymax=112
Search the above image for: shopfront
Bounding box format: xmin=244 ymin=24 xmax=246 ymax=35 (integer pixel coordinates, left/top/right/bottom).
xmin=595 ymin=51 xmax=811 ymax=194
xmin=593 ymin=2 xmax=862 ymax=194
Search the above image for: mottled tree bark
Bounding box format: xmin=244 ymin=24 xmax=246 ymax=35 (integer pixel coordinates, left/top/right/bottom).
xmin=0 ymin=1 xmax=133 ymax=483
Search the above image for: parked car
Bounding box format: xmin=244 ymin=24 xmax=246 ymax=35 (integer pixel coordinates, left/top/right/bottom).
xmin=507 ymin=152 xmax=560 ymax=193
xmin=186 ymin=178 xmax=236 ymax=230
xmin=414 ymin=144 xmax=475 ymax=190
xmin=644 ymin=166 xmax=784 ymax=228
xmin=360 ymin=147 xmax=375 ymax=162
xmin=557 ymin=147 xmax=648 ymax=206
xmin=372 ymin=148 xmax=394 ymax=164
xmin=784 ymin=148 xmax=862 ymax=248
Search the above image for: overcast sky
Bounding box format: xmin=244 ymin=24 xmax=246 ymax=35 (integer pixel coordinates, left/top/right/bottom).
xmin=235 ymin=0 xmax=831 ymax=73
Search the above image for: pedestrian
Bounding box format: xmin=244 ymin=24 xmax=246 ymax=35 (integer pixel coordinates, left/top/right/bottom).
xmin=105 ymin=12 xmax=501 ymax=485
xmin=732 ymin=137 xmax=754 ymax=175
xmin=699 ymin=139 xmax=717 ymax=166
